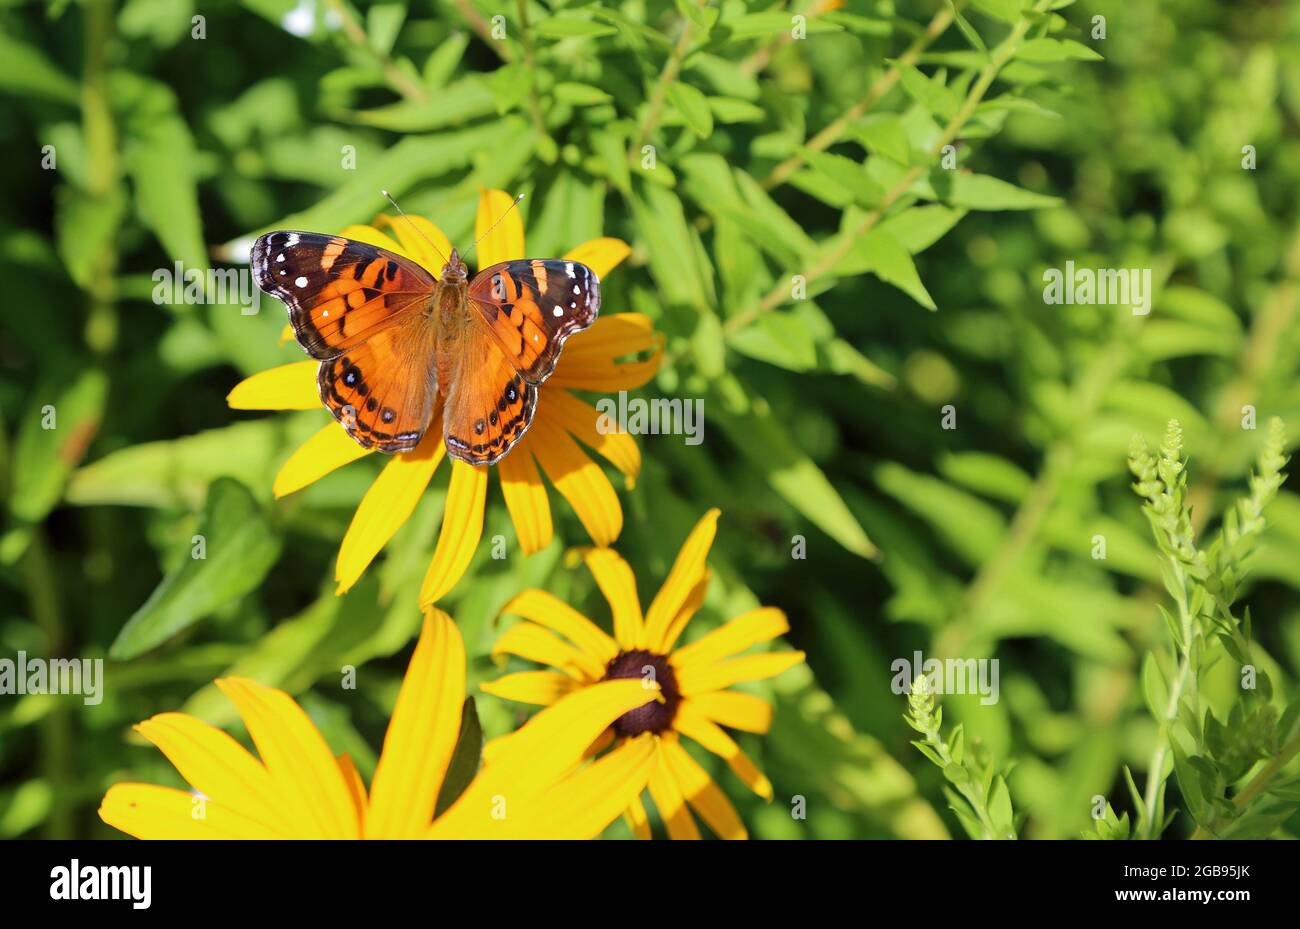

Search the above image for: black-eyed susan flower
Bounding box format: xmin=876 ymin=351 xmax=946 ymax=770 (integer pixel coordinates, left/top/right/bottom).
xmin=482 ymin=509 xmax=805 ymax=839
xmin=99 ymin=607 xmax=660 ymax=839
xmin=228 ymin=189 xmax=662 ymax=604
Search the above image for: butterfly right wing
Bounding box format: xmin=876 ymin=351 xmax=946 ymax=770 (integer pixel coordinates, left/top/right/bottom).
xmin=439 ymin=318 xmax=537 ymax=466
xmin=252 ymin=231 xmax=435 ymax=360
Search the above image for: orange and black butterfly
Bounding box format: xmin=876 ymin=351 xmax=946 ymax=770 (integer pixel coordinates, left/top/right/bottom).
xmin=250 ymin=224 xmax=600 ymax=465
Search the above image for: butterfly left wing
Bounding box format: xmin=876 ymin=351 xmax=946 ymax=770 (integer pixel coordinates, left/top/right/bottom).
xmin=252 ymin=231 xmax=435 ymax=360
xmin=318 ymin=318 xmax=440 ymax=453
xmin=466 ymin=259 xmax=600 ymax=385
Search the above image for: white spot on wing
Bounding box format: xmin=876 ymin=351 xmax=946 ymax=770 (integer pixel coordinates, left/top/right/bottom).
xmin=553 ymin=306 xmax=563 ymax=317
xmin=286 ymin=233 xmax=300 ymax=247
xmin=295 ymin=276 xmax=308 ymax=288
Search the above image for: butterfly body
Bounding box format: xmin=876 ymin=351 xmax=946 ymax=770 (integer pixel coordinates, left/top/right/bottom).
xmin=251 ymin=231 xmax=600 ymax=465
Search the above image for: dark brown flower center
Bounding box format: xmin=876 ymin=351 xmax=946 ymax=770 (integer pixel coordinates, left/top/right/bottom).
xmin=602 ymin=649 xmax=680 ymax=736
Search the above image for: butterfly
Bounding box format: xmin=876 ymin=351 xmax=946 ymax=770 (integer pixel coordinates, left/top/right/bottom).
xmin=250 ymin=226 xmax=601 ymax=465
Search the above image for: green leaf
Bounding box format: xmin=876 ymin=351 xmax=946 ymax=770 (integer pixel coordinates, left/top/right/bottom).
xmin=110 ymin=478 xmax=283 ymax=659
xmin=423 ymin=31 xmax=470 ymax=88
xmin=534 ymin=17 xmax=618 ymax=39
xmin=630 ymin=182 xmax=712 ymax=309
xmin=948 ymin=1 xmax=988 ymax=54
xmin=834 ymin=229 xmax=937 ymax=310
xmin=878 ymin=204 xmax=967 ymax=254
xmin=712 ymin=376 xmax=876 ymax=558
xmin=666 ymin=81 xmax=713 ymax=138
xmin=727 ymin=310 xmax=819 ymax=371
xmin=1141 ymin=653 xmax=1170 ymax=721
xmin=895 ymin=63 xmax=960 ymax=121
xmin=875 ymin=463 xmax=1007 ymax=567
xmin=848 ymin=115 xmax=911 ymax=166
xmin=10 ymin=370 xmax=108 ymax=523
xmin=800 ymin=148 xmax=884 ymax=207
xmin=66 ymin=420 xmax=285 ymax=510
xmin=366 ymin=3 xmax=406 ymax=56
xmin=351 ymin=76 xmax=496 ymax=130
xmin=0 ymin=32 xmax=80 ymax=105
xmin=434 ymin=698 xmax=484 ymax=816
xmin=717 ymin=11 xmax=843 ymax=41
xmin=948 ymin=173 xmax=1062 ymax=210
xmin=552 ymin=82 xmax=614 ymax=106
xmin=1017 ymin=38 xmax=1104 ymax=63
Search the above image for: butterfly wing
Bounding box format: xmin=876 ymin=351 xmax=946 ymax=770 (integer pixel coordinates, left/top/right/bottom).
xmin=252 ymin=231 xmax=435 ymax=360
xmin=317 ymin=320 xmax=440 ymax=453
xmin=466 ymin=259 xmax=601 ymax=385
xmin=439 ymin=321 xmax=536 ymax=466
xmin=252 ymin=230 xmax=440 ymax=453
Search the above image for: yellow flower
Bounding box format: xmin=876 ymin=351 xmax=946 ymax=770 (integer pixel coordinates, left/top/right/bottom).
xmin=482 ymin=509 xmax=805 ymax=839
xmin=228 ymin=189 xmax=662 ymax=603
xmin=99 ymin=607 xmax=661 ymax=839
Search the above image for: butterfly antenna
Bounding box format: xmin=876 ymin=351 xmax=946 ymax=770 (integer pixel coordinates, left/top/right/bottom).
xmin=464 ymin=193 xmax=526 ymax=262
xmin=380 ymin=189 xmax=451 ymax=266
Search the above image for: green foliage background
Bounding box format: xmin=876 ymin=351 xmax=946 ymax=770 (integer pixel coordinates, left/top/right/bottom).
xmin=3 ymin=0 xmax=1300 ymax=839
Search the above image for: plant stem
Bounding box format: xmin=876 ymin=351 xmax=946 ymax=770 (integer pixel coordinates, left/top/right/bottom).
xmin=326 ymin=0 xmax=429 ymax=102
xmin=1139 ymin=555 xmax=1196 ymax=839
xmin=631 ymin=3 xmax=702 ymax=160
xmin=717 ymin=1 xmax=1044 ymax=344
xmin=760 ymin=4 xmax=957 ymax=189
xmin=1189 ymin=723 xmax=1300 ymax=839
xmin=514 ymin=0 xmax=552 ymax=150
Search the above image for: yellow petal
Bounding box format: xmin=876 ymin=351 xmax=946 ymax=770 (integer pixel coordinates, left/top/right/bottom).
xmin=227 ymin=361 xmax=320 ymax=410
xmin=677 ymin=650 xmax=805 ymax=697
xmin=644 ymin=509 xmax=719 ymax=651
xmin=549 ymin=314 xmax=664 ymax=393
xmin=480 ymin=670 xmax=579 ymax=706
xmin=491 ymin=622 xmax=605 ymax=681
xmin=542 ymin=389 xmax=641 ymax=489
xmin=657 ymin=571 xmax=710 ymax=655
xmin=214 ymin=678 xmax=361 ymax=838
xmin=581 ymin=547 xmax=644 ymax=650
xmin=508 ymin=734 xmax=658 ymax=839
xmin=337 ymin=753 xmax=368 ymax=830
xmin=475 ymin=188 xmax=525 ymax=269
xmin=278 ymin=322 xmax=294 ymax=345
xmin=335 ymin=426 xmax=445 ymax=594
xmin=671 ymin=607 xmax=790 ymax=670
xmin=373 ymin=215 xmax=452 ymax=277
xmin=501 ymin=588 xmax=618 ymax=664
xmin=563 ymin=237 xmax=631 ymax=278
xmin=273 ymin=421 xmax=373 ymax=498
xmin=555 ymin=314 xmax=659 ymax=367
xmin=366 ymin=608 xmax=465 ymax=838
xmin=133 ymin=712 xmax=284 ymax=835
xmin=529 ymin=416 xmax=622 ymax=546
xmin=497 ymin=439 xmax=553 ymax=555
xmin=660 ymin=734 xmax=747 ymax=839
xmin=429 ymin=679 xmax=660 ymax=837
xmin=646 ymin=740 xmax=700 ymax=839
xmin=420 ymin=460 xmax=488 ymax=604
xmin=683 ymin=690 xmax=773 ymax=734
xmin=99 ymin=784 xmax=282 ymax=840
xmin=674 ymin=704 xmax=773 ymax=799
xmin=624 ymin=793 xmax=652 ymax=840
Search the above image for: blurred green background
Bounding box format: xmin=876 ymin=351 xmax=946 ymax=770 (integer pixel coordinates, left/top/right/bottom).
xmin=3 ymin=0 xmax=1300 ymax=839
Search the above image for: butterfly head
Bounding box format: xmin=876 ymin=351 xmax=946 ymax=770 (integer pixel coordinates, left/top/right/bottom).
xmin=441 ymin=248 xmax=469 ymax=285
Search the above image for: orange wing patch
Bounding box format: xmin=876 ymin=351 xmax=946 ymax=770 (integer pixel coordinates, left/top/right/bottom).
xmin=467 ymin=259 xmax=601 ymax=384
xmin=440 ymin=325 xmax=537 ymax=466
